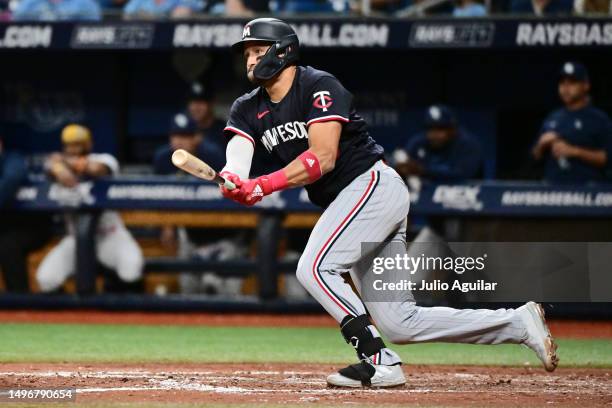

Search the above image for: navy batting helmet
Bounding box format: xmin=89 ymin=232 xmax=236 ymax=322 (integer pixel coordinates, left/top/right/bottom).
xmin=232 ymin=18 xmax=299 ymax=82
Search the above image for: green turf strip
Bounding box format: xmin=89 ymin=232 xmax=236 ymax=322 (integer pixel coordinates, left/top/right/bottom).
xmin=0 ymin=323 xmax=610 ymax=367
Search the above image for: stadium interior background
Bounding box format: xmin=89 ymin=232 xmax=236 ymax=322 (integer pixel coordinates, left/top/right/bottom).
xmin=1 ymin=10 xmax=612 ymax=317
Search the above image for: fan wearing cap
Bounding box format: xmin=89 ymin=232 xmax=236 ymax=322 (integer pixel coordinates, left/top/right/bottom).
xmin=394 ymin=105 xmax=482 ymax=181
xmin=36 ymin=124 xmax=143 ymax=293
xmin=153 ymin=113 xmax=242 ymax=295
xmin=45 ymin=124 xmax=117 ymax=187
xmin=532 ymin=62 xmax=612 ymax=183
xmin=154 ymin=113 xmax=225 ymax=175
xmin=186 ymin=82 xmax=226 ymax=148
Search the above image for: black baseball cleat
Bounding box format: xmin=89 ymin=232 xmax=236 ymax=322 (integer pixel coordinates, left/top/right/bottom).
xmin=326 ymin=361 xmax=406 ymax=388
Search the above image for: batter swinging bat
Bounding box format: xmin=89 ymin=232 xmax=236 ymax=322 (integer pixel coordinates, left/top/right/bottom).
xmin=171 ymin=149 xmax=236 ymax=190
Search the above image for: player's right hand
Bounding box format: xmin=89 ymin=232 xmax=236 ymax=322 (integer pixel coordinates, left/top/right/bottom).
xmin=219 ymin=171 xmax=244 ymax=201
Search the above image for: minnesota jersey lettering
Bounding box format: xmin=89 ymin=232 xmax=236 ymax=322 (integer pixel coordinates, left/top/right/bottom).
xmin=261 ymin=121 xmax=308 ymax=152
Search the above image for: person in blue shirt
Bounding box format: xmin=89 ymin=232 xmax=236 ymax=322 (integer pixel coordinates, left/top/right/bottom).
xmin=123 ymin=0 xmax=202 ymax=18
xmin=12 ymin=0 xmax=101 ymax=21
xmin=453 ymin=0 xmax=487 ymax=16
xmin=395 ymin=105 xmax=483 ymax=182
xmin=0 ymin=137 xmax=53 ymax=292
xmin=532 ymin=62 xmax=612 ymax=184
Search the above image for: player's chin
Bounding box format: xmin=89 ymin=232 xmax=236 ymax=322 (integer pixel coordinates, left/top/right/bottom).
xmin=247 ymin=71 xmax=261 ymax=85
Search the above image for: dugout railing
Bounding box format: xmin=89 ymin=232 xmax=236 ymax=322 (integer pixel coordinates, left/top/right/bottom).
xmin=3 ymin=177 xmax=612 ymax=318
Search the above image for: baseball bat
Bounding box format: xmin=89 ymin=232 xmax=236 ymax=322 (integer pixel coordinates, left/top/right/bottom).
xmin=171 ymin=149 xmax=236 ymax=190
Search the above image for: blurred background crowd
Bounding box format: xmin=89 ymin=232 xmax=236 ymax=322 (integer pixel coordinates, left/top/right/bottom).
xmin=0 ymin=0 xmax=611 ymax=21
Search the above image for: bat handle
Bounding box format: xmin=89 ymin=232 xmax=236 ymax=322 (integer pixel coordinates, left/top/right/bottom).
xmin=222 ymin=178 xmax=236 ymax=191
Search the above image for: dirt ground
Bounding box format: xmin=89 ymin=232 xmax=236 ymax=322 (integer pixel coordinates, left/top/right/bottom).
xmin=0 ymin=311 xmax=611 ymax=406
xmin=0 ymin=362 xmax=610 ymax=406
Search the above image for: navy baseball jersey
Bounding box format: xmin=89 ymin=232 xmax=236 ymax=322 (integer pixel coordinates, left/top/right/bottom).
xmin=224 ymin=65 xmax=384 ymax=208
xmin=539 ymin=104 xmax=612 ymax=183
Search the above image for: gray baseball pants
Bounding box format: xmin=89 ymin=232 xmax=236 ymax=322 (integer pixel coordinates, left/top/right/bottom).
xmin=296 ymin=160 xmax=527 ymax=351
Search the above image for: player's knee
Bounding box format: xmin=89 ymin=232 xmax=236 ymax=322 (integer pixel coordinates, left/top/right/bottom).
xmin=369 ymin=302 xmax=418 ymax=344
xmin=36 ymin=267 xmax=65 ymax=292
xmin=295 ymin=253 xmax=315 ymax=289
xmin=116 ymin=251 xmax=143 ymax=283
xmin=36 ymin=238 xmax=75 ymax=292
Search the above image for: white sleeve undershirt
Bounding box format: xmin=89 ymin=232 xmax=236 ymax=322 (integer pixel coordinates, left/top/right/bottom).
xmin=221 ymin=135 xmax=254 ymax=179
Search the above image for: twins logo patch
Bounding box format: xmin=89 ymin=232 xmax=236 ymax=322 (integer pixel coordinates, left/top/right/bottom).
xmin=313 ymin=91 xmax=333 ymax=112
xmin=242 ymin=25 xmax=251 ymax=39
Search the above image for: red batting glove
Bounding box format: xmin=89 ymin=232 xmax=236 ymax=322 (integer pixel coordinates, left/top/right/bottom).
xmin=219 ymin=171 xmax=244 ymax=202
xmin=235 ymin=176 xmax=275 ymax=206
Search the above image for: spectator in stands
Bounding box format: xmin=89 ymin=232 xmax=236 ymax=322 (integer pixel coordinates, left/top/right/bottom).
xmin=36 ymin=124 xmax=143 ymax=292
xmin=154 ymin=113 xmax=224 ymax=175
xmin=1 ymin=0 xmax=11 ymax=20
xmin=271 ymin=0 xmax=347 ymax=13
xmin=453 ymin=0 xmax=487 ymax=16
xmin=186 ymin=82 xmax=226 ymax=148
xmin=12 ymin=0 xmax=101 ymax=20
xmin=0 ymin=137 xmax=53 ymax=293
xmin=532 ymin=62 xmax=612 ymax=184
xmin=153 ymin=113 xmax=243 ymax=295
xmin=510 ymin=0 xmax=574 ymax=15
xmin=574 ymin=0 xmax=612 ymax=13
xmin=218 ymin=0 xmax=268 ymax=14
xmin=356 ymin=0 xmax=408 ymax=13
xmin=123 ymin=0 xmax=202 ymax=19
xmin=394 ymin=105 xmax=483 ymax=182
xmin=98 ymin=0 xmax=129 ymax=11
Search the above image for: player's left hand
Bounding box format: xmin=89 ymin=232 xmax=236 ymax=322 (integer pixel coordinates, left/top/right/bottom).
xmin=235 ymin=176 xmax=274 ymax=206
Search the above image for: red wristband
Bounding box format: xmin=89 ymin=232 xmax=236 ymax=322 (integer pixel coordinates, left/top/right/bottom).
xmin=298 ymin=151 xmax=322 ymax=183
xmin=261 ymin=169 xmax=289 ymax=194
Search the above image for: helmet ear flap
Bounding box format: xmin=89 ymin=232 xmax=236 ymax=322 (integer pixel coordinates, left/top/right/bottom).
xmin=253 ymin=35 xmax=299 ymax=82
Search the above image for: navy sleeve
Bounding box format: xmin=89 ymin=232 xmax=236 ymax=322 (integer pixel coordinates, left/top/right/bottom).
xmin=0 ymin=153 xmax=27 ymax=206
xmin=531 ymin=111 xmax=561 ymax=157
xmin=539 ymin=111 xmax=561 ymax=134
xmin=424 ymin=138 xmax=482 ymax=181
xmin=305 ymin=76 xmax=352 ymax=127
xmin=224 ymin=99 xmax=256 ymax=148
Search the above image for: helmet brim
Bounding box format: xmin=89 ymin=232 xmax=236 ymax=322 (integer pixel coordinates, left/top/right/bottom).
xmin=231 ymin=38 xmax=276 ymax=53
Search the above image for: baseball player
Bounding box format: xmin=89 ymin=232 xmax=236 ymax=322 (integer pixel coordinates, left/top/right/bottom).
xmin=221 ymin=18 xmax=558 ymax=388
xmin=36 ymin=124 xmax=143 ymax=292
